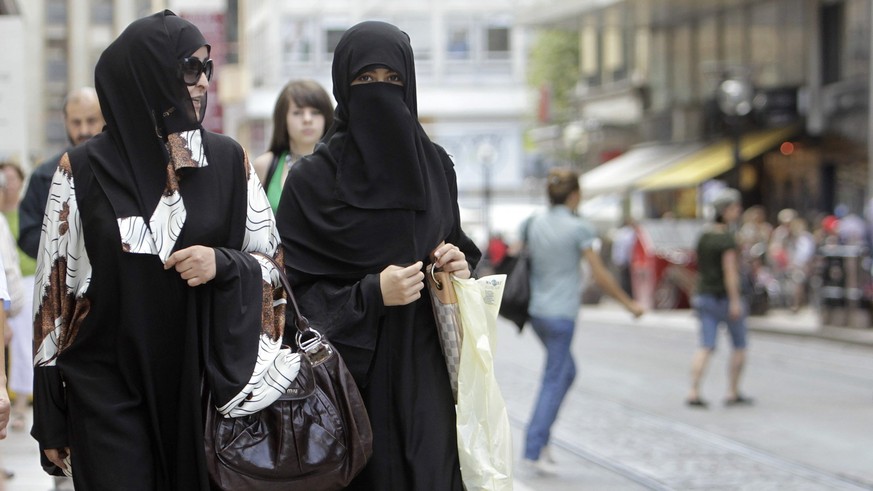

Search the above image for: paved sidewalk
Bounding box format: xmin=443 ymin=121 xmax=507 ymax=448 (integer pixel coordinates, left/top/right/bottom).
xmin=587 ymin=299 xmax=873 ymax=347
xmin=3 ymin=301 xmax=869 ymax=490
xmin=1 ymin=408 xmax=55 ymax=491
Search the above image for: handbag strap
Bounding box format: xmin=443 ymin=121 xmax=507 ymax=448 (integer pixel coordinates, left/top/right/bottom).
xmin=252 ymin=251 xmax=334 ymax=366
xmin=252 ymin=251 xmax=310 ymax=334
xmin=521 ymin=215 xmax=532 ymax=246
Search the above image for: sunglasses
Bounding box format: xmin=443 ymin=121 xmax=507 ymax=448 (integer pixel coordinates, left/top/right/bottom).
xmin=178 ymin=57 xmax=214 ymax=85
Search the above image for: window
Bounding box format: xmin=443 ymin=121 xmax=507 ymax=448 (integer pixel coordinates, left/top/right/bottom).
xmin=780 ymin=0 xmax=806 ymax=85
xmin=649 ymin=28 xmax=670 ymax=111
xmin=447 ymin=26 xmax=471 ymax=60
xmin=696 ymin=15 xmax=719 ymax=97
xmin=485 ymin=27 xmax=509 ymax=60
xmin=581 ymin=23 xmax=601 ymax=86
xmin=843 ymin=0 xmax=869 ymax=80
xmin=90 ymin=0 xmax=113 ymax=24
xmin=281 ymin=18 xmax=314 ymax=63
xmin=671 ymin=25 xmax=693 ymax=104
xmin=45 ymin=0 xmax=66 ymax=24
xmin=820 ymin=2 xmax=842 ymax=84
xmin=44 ymin=40 xmax=67 ymax=82
xmin=602 ymin=7 xmax=626 ymax=82
xmin=723 ymin=8 xmax=746 ymax=67
xmin=750 ymin=1 xmax=780 ymax=86
xmin=325 ymin=29 xmax=345 ymax=55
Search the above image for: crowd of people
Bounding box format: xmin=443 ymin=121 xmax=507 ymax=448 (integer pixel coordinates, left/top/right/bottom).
xmin=738 ymin=204 xmax=872 ymax=314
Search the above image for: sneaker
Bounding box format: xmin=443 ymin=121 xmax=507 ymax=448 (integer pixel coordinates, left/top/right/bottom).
xmin=540 ymin=445 xmax=557 ymax=464
xmin=518 ymin=458 xmax=556 ymax=477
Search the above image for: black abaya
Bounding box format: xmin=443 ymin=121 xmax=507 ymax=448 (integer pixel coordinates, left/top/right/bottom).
xmin=276 ymin=21 xmax=481 ymax=490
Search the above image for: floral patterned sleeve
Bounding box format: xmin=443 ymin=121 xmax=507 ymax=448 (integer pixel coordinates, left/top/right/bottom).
xmin=31 ymin=153 xmax=92 ymax=449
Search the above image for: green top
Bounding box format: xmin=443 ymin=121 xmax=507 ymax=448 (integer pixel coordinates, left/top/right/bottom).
xmin=266 ymin=151 xmax=289 ymax=213
xmin=695 ymin=227 xmax=736 ymax=297
xmin=4 ymin=210 xmax=36 ymax=276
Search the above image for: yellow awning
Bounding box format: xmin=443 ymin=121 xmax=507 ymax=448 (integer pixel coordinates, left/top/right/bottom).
xmin=580 ymin=142 xmax=703 ymax=197
xmin=637 ymin=125 xmax=799 ymax=191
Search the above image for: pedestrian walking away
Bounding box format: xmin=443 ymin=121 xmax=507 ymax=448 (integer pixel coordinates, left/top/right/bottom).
xmin=30 ymin=10 xmax=299 ymax=490
xmin=521 ymin=168 xmax=643 ymax=476
xmin=276 ymin=20 xmax=481 ymax=490
xmin=687 ymin=187 xmax=753 ymax=409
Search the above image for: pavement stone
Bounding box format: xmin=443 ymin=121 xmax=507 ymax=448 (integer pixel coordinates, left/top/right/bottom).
xmin=3 ymin=301 xmax=870 ymax=490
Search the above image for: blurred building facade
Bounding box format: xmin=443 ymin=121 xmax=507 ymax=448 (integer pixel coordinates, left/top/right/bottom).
xmin=2 ymin=0 xmax=542 ymax=244
xmin=224 ymin=0 xmax=536 ymax=243
xmin=2 ymin=0 xmax=227 ymax=169
xmin=523 ymin=0 xmax=871 ymax=224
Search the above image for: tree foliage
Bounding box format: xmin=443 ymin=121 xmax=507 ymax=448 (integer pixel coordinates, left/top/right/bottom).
xmin=527 ymin=29 xmax=580 ymax=123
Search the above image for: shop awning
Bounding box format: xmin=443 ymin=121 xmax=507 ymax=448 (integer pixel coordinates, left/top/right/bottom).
xmin=580 ymin=142 xmax=704 ymax=197
xmin=637 ymin=125 xmax=799 ymax=191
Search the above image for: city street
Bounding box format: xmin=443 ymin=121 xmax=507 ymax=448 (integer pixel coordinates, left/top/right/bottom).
xmin=501 ymin=302 xmax=873 ymax=490
xmin=2 ymin=302 xmax=873 ymax=490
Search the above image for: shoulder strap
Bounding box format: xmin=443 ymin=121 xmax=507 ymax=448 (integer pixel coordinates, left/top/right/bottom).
xmin=252 ymin=251 xmax=309 ymax=335
xmin=521 ymin=215 xmax=533 ymax=245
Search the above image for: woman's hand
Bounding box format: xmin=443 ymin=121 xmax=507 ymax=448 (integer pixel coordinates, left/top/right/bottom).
xmin=432 ymin=242 xmax=470 ymax=279
xmin=45 ymin=447 xmax=71 ymax=472
xmin=164 ymin=246 xmax=216 ymax=287
xmin=729 ymin=298 xmax=743 ymax=320
xmin=380 ymin=262 xmax=424 ymax=306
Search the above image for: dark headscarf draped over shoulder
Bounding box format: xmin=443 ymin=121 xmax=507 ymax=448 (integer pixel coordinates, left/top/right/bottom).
xmin=92 ymin=9 xmax=209 ymax=221
xmin=278 ymin=21 xmax=457 ymax=277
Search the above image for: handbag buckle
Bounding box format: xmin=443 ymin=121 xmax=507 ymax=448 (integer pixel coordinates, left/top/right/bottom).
xmin=297 ymin=328 xmax=333 ymax=367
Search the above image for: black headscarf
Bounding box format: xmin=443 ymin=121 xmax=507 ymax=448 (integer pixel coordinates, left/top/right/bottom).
xmin=278 ymin=21 xmax=457 ymax=277
xmin=328 ymin=21 xmax=444 ymax=211
xmin=91 ymin=10 xmax=210 ymax=223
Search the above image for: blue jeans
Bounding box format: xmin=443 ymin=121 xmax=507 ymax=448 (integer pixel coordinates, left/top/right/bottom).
xmin=524 ymin=316 xmax=577 ymax=460
xmin=694 ymin=294 xmax=748 ymax=349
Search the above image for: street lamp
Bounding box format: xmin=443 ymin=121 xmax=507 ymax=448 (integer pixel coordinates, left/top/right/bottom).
xmin=716 ymin=74 xmax=754 ymax=184
xmin=476 ymin=138 xmax=498 ymax=241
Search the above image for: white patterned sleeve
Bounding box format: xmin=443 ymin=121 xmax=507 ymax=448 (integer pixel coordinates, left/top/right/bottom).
xmin=33 ymin=153 xmax=92 ymax=367
xmin=218 ymin=151 xmax=299 ymax=417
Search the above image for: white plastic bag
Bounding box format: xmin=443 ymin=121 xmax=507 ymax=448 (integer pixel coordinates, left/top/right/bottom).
xmin=453 ymin=274 xmax=513 ymax=491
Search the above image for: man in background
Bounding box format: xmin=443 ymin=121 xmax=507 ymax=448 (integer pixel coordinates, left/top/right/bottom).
xmin=18 ymin=87 xmax=103 ymax=258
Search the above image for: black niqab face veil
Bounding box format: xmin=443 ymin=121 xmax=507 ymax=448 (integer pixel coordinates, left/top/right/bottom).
xmin=328 ymin=21 xmax=441 ymax=211
xmin=93 ymin=10 xmax=210 ymax=222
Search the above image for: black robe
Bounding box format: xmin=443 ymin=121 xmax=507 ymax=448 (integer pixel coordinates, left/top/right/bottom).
xmin=278 ymin=144 xmax=480 ymax=490
xmin=32 ymin=11 xmax=294 ymax=490
xmin=277 ymin=21 xmax=481 ymax=489
xmin=31 ymin=131 xmax=282 ymax=490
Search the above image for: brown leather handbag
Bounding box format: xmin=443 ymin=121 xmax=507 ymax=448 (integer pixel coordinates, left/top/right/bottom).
xmin=204 ymin=256 xmax=373 ymax=491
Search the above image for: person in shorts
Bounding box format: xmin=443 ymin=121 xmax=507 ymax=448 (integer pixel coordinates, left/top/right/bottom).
xmin=687 ymin=188 xmax=752 ymax=408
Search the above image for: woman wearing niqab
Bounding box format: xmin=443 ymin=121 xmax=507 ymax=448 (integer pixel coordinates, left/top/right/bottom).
xmin=31 ymin=10 xmax=299 ymax=490
xmin=277 ymin=21 xmax=481 ymax=490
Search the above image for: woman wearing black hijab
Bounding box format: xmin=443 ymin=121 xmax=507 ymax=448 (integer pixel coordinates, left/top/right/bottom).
xmin=30 ymin=11 xmax=299 ymax=490
xmin=277 ymin=21 xmax=481 ymax=490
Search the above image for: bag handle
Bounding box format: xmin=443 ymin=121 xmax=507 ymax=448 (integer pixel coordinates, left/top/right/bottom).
xmin=252 ymin=251 xmax=333 ymax=366
xmin=253 ymin=251 xmax=309 ymax=334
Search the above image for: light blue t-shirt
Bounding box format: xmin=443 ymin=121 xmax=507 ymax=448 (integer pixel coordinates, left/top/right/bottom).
xmin=524 ymin=205 xmax=597 ymax=319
